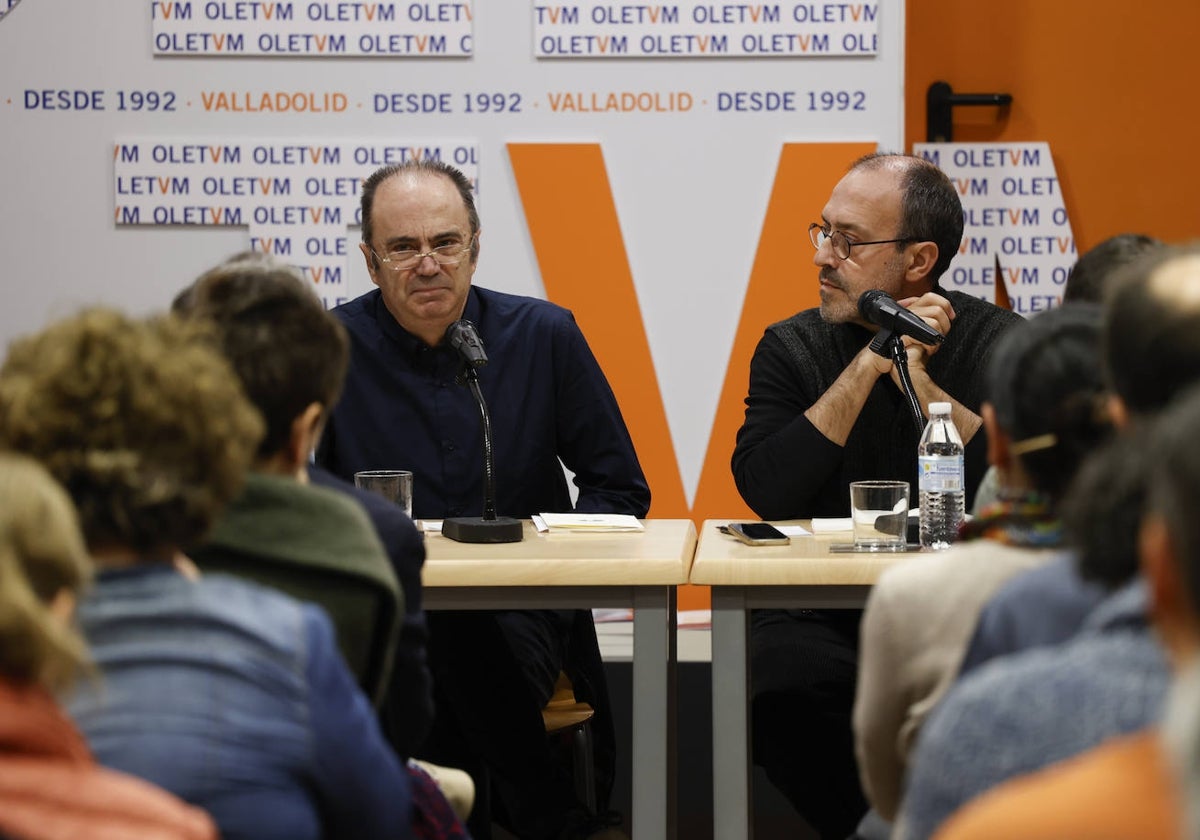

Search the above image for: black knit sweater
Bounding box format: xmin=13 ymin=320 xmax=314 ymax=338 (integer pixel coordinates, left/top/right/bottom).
xmin=732 ymin=291 xmax=1023 ymax=520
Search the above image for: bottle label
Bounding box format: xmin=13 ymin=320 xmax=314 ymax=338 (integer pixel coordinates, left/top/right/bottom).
xmin=918 ymin=455 xmax=963 ymax=492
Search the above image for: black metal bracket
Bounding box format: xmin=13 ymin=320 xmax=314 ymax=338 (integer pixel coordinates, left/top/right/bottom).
xmin=926 ymin=81 xmax=1013 ymax=143
xmin=874 ymin=331 xmax=927 ymax=433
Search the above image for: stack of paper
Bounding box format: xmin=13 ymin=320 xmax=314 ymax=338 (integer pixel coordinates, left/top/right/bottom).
xmin=532 ymin=513 xmax=644 ymax=533
xmin=810 ymin=517 xmax=853 ymax=533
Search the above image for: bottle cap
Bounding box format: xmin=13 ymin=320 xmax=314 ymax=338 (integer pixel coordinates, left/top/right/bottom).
xmin=928 ymin=401 xmax=951 ymax=414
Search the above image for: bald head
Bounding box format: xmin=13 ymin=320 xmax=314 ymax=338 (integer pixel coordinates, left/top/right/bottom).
xmin=1151 ymin=253 xmax=1200 ymax=308
xmin=848 ymin=153 xmax=963 ymax=282
xmin=359 ymin=159 xmax=479 ymax=263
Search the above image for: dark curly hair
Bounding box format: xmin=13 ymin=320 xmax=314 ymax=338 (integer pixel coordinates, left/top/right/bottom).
xmin=984 ymin=302 xmax=1114 ymax=501
xmin=0 ymin=309 xmax=263 ymax=557
xmin=1061 ymin=434 xmax=1147 ymax=590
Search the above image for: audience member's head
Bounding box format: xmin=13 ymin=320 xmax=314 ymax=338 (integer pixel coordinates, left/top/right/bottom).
xmin=1104 ymin=244 xmax=1200 ymax=421
xmin=0 ymin=309 xmax=262 ymax=561
xmin=1150 ymin=387 xmax=1200 ymax=839
xmin=1060 ymin=434 xmax=1148 ymax=591
xmin=1063 ymin=233 xmax=1162 ymax=304
xmin=0 ymin=452 xmax=91 ymax=693
xmin=1142 ymin=383 xmax=1200 ymax=663
xmin=172 ymin=253 xmax=349 ymax=466
xmin=981 ymin=302 xmax=1112 ymax=501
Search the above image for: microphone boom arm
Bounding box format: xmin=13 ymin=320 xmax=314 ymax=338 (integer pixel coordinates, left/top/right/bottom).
xmin=441 ymin=319 xmax=523 ymax=544
xmin=463 ymin=366 xmax=499 ymax=522
xmin=872 ymin=328 xmax=928 ymax=433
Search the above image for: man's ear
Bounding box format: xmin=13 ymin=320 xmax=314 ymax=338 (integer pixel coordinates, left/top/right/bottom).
xmin=48 ymin=588 xmax=76 ymax=624
xmin=904 ymin=241 xmax=939 ymax=285
xmin=360 ymin=241 xmax=381 ymax=288
xmin=1142 ymin=512 xmax=1195 ymax=663
xmin=468 ymin=227 xmax=482 ymax=270
xmin=288 ymin=402 xmax=325 ymax=472
xmin=1108 ymin=394 xmax=1131 ymax=431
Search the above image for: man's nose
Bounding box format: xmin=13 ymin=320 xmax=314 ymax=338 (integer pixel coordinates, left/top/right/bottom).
xmin=813 ymin=240 xmax=835 ymax=269
xmin=413 ymin=253 xmax=441 ymax=276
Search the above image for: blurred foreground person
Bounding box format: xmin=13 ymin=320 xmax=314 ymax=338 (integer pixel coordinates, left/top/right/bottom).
xmin=934 ymin=384 xmax=1200 ymax=839
xmin=0 ymin=452 xmax=217 ymax=840
xmin=898 ymin=244 xmax=1200 ymax=838
xmin=175 ymin=253 xmax=471 ymax=833
xmin=0 ymin=309 xmax=414 ymax=840
xmin=854 ymin=303 xmax=1111 ymax=823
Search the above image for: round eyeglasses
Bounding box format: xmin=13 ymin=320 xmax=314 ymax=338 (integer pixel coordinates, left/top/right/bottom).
xmin=808 ymin=223 xmax=916 ymax=261
xmin=372 ymin=233 xmax=477 ymax=272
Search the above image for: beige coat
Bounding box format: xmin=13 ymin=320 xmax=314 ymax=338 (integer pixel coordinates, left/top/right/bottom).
xmin=853 ymin=540 xmax=1055 ymax=819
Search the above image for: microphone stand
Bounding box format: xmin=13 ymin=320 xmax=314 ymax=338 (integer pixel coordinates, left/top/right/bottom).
xmin=869 ymin=328 xmax=927 ymax=433
xmin=442 ymin=363 xmax=524 ymax=543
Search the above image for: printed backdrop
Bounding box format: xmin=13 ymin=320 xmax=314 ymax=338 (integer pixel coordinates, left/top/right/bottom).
xmin=3 ymin=3 xmax=1083 ymax=606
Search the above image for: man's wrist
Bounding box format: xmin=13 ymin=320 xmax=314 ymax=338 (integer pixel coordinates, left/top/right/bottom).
xmin=857 ymin=344 xmax=892 ymax=376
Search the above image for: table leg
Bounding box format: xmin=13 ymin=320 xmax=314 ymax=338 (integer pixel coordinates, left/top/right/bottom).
xmin=631 ymin=586 xmax=677 ymax=839
xmin=711 ymin=587 xmax=752 ymax=839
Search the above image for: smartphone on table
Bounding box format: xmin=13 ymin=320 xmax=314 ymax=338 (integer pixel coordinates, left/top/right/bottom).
xmin=721 ymin=522 xmax=791 ymax=546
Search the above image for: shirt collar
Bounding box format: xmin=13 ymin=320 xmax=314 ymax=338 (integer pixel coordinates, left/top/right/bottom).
xmin=1083 ymin=578 xmax=1149 ymax=634
xmin=372 ymin=286 xmax=482 ymax=357
xmin=95 ymin=562 xmax=181 ymax=583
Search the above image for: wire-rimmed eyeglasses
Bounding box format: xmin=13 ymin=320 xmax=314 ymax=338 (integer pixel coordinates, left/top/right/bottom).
xmin=372 ymin=232 xmax=477 ymax=272
xmin=808 ymin=223 xmax=916 ymax=261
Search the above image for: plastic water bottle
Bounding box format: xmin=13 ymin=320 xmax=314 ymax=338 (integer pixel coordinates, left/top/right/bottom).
xmin=918 ymin=401 xmax=965 ymax=550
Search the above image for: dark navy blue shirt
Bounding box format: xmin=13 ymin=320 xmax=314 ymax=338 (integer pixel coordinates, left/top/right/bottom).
xmin=317 ymin=286 xmax=650 ymax=520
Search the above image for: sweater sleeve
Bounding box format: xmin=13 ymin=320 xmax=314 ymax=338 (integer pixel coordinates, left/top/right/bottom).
xmin=732 ymin=328 xmax=844 ymax=519
xmin=304 ymin=606 xmax=414 ymax=840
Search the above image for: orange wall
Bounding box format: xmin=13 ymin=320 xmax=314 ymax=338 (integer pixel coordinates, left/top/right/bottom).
xmin=906 ymin=0 xmax=1200 ymax=249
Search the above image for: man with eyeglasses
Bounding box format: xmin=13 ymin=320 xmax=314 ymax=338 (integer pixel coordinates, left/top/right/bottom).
xmin=731 ymin=153 xmax=1020 ymax=839
xmin=317 ymin=159 xmax=648 ymax=840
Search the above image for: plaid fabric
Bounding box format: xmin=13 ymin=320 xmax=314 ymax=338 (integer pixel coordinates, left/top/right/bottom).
xmin=407 ymin=762 xmax=471 ymax=840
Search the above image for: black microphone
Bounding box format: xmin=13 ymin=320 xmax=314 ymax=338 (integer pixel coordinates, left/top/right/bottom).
xmin=440 ymin=318 xmax=522 ymax=545
xmin=858 ymin=289 xmax=944 ymax=346
xmin=444 ymin=319 xmax=488 ymax=368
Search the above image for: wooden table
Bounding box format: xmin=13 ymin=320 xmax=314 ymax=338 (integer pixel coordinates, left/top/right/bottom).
xmin=422 ymin=518 xmax=698 ymax=840
xmin=689 ymin=519 xmax=911 ymax=839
